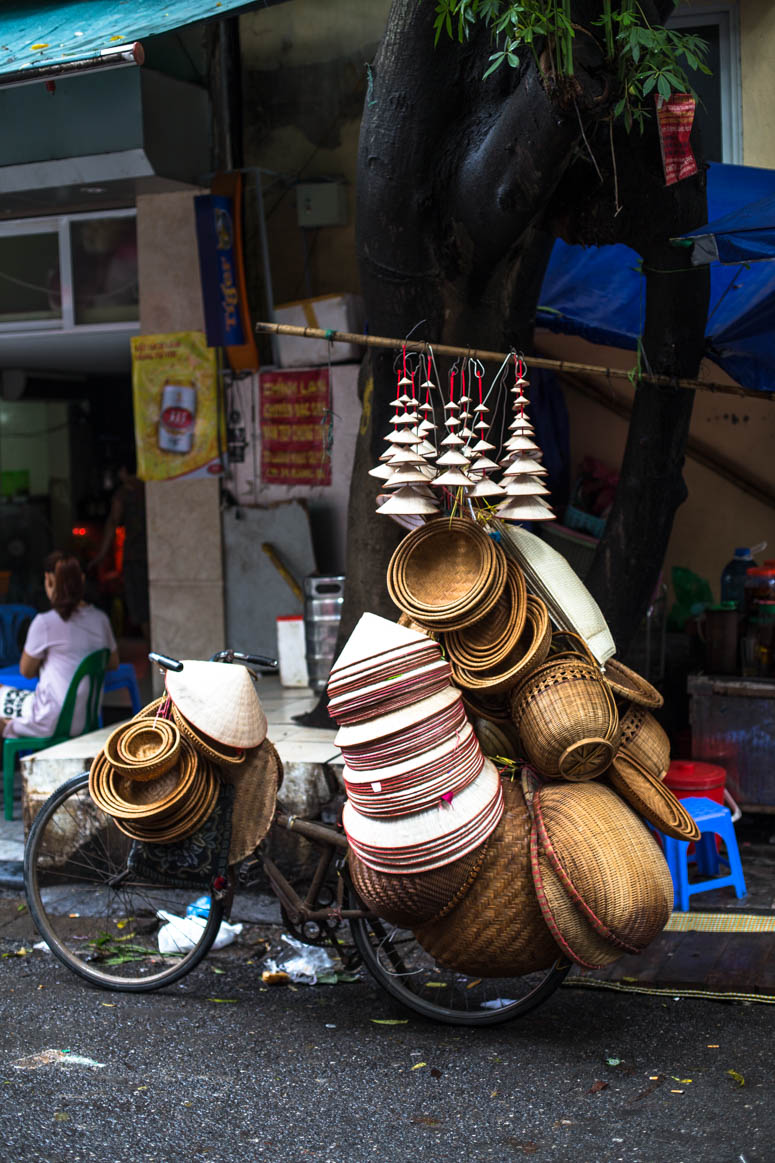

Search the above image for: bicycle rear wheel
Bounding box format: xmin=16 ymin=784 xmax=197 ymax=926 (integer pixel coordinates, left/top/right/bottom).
xmin=24 ymin=772 xmax=224 ymax=992
xmin=351 ymin=911 xmax=569 ymax=1026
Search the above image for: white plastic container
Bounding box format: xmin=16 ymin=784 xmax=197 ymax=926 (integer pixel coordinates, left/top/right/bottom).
xmin=276 ymin=615 xmax=310 ymax=687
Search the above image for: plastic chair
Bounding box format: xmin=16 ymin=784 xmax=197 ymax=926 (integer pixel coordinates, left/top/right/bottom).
xmin=655 ymin=795 xmax=747 ymax=912
xmin=0 ymin=604 xmax=36 ymax=667
xmin=2 ymin=648 xmax=110 ymax=821
xmin=102 ymin=662 xmax=142 ymax=716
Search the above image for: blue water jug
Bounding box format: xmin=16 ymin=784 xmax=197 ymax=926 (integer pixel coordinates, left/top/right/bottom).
xmin=721 ymin=547 xmax=757 ymax=610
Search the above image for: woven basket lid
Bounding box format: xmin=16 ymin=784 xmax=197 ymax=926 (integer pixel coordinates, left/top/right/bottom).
xmin=499 ymin=523 xmax=615 ymax=664
xmin=166 ymin=661 xmax=267 ymax=748
xmin=602 ymin=658 xmax=664 ymax=709
xmin=349 ymin=840 xmax=487 ymax=927
xmin=607 ymin=754 xmax=701 ymax=842
xmin=226 ymin=738 xmax=282 ymax=865
xmin=331 ymin=612 xmax=431 ymax=675
xmin=414 ymin=776 xmax=559 ymax=977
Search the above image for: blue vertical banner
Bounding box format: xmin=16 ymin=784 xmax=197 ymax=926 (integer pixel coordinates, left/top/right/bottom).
xmin=194 ymin=194 xmax=246 ymax=348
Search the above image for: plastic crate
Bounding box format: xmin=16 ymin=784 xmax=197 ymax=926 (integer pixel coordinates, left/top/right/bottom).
xmin=563 ymin=503 xmax=606 ymax=539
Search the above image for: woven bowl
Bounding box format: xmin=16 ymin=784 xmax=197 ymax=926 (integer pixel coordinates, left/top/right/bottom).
xmin=413 ymin=777 xmax=559 ymax=977
xmin=529 ymin=778 xmax=673 ymax=967
xmin=113 ymin=763 xmax=220 ymax=843
xmin=349 ymin=841 xmax=488 ymax=927
xmin=607 ymin=754 xmax=701 ymax=842
xmin=602 ymin=658 xmax=664 ymax=709
xmin=619 ymin=704 xmax=670 ymax=780
xmin=445 ymin=558 xmax=527 ymax=669
xmin=171 ymin=703 xmax=247 ymax=767
xmin=510 ymin=653 xmax=620 ymax=781
xmin=104 ymin=718 xmax=181 ymax=781
xmin=387 ymin=518 xmax=508 ymax=631
xmin=89 ymin=738 xmax=200 ymax=819
xmin=450 ymin=595 xmax=551 ymax=695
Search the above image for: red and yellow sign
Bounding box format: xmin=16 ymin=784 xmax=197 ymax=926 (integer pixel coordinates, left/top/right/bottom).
xmin=260 ymin=369 xmax=331 ymax=486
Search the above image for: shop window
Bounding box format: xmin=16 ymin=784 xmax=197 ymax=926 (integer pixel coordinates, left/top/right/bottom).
xmin=71 ymin=216 xmax=138 ymax=326
xmin=0 ymin=230 xmax=61 ymax=326
xmin=668 ymin=3 xmax=742 ymax=164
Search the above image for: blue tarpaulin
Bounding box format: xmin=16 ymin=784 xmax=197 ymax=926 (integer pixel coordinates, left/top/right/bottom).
xmin=0 ymin=1 xmax=279 ymax=76
xmin=680 ymin=191 xmax=775 ymax=266
xmin=538 ymin=163 xmax=775 ymax=395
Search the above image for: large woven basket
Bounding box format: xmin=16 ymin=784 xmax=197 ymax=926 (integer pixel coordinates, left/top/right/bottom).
xmin=618 ymin=704 xmax=670 ymax=780
xmin=510 ymin=650 xmax=620 ymax=781
xmin=527 ymin=776 xmax=673 ymax=968
xmin=348 ymin=841 xmax=488 ymax=927
xmin=413 ymin=777 xmax=559 ymax=977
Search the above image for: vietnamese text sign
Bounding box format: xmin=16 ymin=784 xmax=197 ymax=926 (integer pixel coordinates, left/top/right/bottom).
xmin=260 ymin=369 xmax=332 ymax=486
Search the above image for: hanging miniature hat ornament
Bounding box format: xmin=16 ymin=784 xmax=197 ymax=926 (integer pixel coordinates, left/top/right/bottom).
xmin=433 ymin=363 xmax=474 ymax=489
xmin=495 ymin=357 xmax=555 ymax=523
xmin=466 ymin=362 xmax=505 ymax=500
xmin=377 ymin=348 xmax=439 ymax=515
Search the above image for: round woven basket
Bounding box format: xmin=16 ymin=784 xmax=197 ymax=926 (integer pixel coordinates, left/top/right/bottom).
xmin=112 ymin=762 xmax=220 ymax=843
xmin=473 ymin=717 xmax=522 ymax=761
xmin=602 ymin=658 xmax=664 ymax=709
xmin=387 ymin=517 xmax=508 ymax=631
xmin=103 ymin=718 xmax=181 ymax=782
xmin=171 ymin=703 xmax=247 ymax=767
xmin=445 ymin=558 xmax=527 ymax=670
xmin=397 ymin=613 xmax=439 ymax=640
xmin=529 ymin=778 xmax=673 ymax=968
xmin=606 ymin=754 xmax=701 ymax=842
xmin=461 ymin=687 xmax=511 ymax=723
xmin=619 ymin=704 xmax=670 ymax=780
xmin=349 ymin=840 xmax=488 ymax=927
xmin=510 ymin=652 xmax=620 ymax=781
xmin=413 ymin=777 xmax=559 ymax=977
xmin=450 ymin=595 xmax=552 ymax=695
xmin=89 ymin=739 xmax=201 ymax=819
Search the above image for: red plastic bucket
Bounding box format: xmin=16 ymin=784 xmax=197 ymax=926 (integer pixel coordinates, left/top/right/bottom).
xmin=665 ymin=759 xmax=726 ymax=805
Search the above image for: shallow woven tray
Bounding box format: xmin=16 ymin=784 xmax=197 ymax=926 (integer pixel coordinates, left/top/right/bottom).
xmin=103 ymin=718 xmax=181 ymax=782
xmin=602 ymin=658 xmax=664 ymax=710
xmin=607 ymin=754 xmax=701 ymax=842
xmin=445 ymin=558 xmax=528 ymax=669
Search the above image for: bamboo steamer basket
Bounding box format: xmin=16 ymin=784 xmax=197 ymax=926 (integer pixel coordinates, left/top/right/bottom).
xmin=527 ymin=776 xmax=673 ymax=968
xmin=413 ymin=777 xmax=559 ymax=977
xmin=450 ymin=595 xmax=552 ymax=696
xmin=387 ymin=517 xmax=508 ymax=631
xmin=510 ymin=638 xmax=620 ymax=781
xmin=618 ymin=704 xmax=670 ymax=780
xmin=348 ymin=840 xmax=488 ymax=927
xmin=445 ymin=558 xmax=527 ymax=669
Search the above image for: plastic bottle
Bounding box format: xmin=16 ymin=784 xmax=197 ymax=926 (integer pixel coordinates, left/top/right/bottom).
xmin=721 ymin=547 xmax=758 ymax=610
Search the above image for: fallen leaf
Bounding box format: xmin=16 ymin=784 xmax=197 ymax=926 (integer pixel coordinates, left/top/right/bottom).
xmin=410 ymin=1116 xmax=441 ymax=1127
xmin=206 ymin=998 xmax=238 ymax=1004
xmin=430 ymin=1068 xmax=442 ymax=1079
xmin=649 ymin=1076 xmax=660 ymax=1080
xmin=371 ymin=1019 xmax=408 ymax=1025
xmin=466 ymin=979 xmax=482 ymax=989
xmin=672 ymin=1076 xmax=692 ymax=1084
xmin=490 ymin=1090 xmax=498 ymax=1098
xmin=424 ymin=982 xmax=446 ymax=989
xmin=101 ymin=1003 xmax=115 ymax=1008
xmin=16 ymin=903 xmax=26 ymax=913
xmin=588 ymin=1080 xmax=609 ymax=1094
xmin=211 ymin=967 xmax=225 ymax=975
xmin=411 ymin=1062 xmax=426 ymax=1071
xmin=53 ymin=1112 xmax=69 ymax=1122
xmin=727 ymin=1069 xmax=745 ymax=1087
xmin=670 ymin=1089 xmax=684 ymax=1094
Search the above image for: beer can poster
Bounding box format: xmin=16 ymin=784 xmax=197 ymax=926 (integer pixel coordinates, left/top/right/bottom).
xmin=260 ymin=368 xmax=332 ymax=486
xmin=131 ymin=331 xmax=222 ymax=481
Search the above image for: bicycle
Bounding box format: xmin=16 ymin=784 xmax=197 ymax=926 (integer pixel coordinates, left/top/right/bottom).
xmin=23 ymin=650 xmax=569 ymax=1026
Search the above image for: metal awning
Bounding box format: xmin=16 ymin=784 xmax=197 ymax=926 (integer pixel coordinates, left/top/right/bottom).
xmin=0 ymin=0 xmax=284 ymax=84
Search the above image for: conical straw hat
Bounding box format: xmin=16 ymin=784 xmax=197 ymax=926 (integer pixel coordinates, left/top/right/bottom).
xmin=331 ymin=612 xmax=431 ymax=674
xmin=377 ymin=487 xmax=440 ymax=515
xmin=166 ymin=661 xmax=267 ymax=748
xmin=496 ymin=496 xmax=555 ymax=522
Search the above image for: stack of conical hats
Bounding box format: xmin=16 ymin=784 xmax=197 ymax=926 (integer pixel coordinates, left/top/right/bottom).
xmin=328 ymin=614 xmax=503 ymax=923
xmin=372 ymin=359 xmax=440 ymax=517
xmin=496 ymin=371 xmax=555 ymax=523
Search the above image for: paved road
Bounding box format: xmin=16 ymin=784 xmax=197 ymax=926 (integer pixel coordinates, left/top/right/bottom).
xmin=0 ymin=891 xmax=772 ymax=1163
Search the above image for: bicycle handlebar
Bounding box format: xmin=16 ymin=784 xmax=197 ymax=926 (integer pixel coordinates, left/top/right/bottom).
xmin=148 ymin=650 xmax=279 ymax=672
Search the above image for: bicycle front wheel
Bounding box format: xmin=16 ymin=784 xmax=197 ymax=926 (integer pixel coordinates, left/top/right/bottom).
xmin=352 ymin=911 xmax=569 ymax=1026
xmin=24 ymin=772 xmax=224 ymax=992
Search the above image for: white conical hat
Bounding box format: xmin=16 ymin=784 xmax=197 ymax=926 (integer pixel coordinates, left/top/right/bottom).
xmin=501 ymin=455 xmax=548 ymax=477
xmin=384 ymin=464 xmax=433 ymax=486
xmin=468 ymin=477 xmax=506 ymax=498
xmin=436 ymin=449 xmax=471 ymax=466
xmin=377 ymin=487 xmax=440 ymax=515
xmin=469 ymin=454 xmax=500 ymax=473
xmin=433 ymin=467 xmax=474 ymax=487
xmin=470 ymin=437 xmax=496 ymax=453
xmin=332 ymin=613 xmax=431 ymax=673
xmin=166 ymin=661 xmax=267 ymax=748
xmin=496 ymin=496 xmax=556 ymax=522
xmin=503 ymin=433 xmax=539 ymax=453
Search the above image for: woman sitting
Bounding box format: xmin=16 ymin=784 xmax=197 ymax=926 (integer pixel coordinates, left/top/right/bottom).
xmin=0 ymin=551 xmax=119 ymax=739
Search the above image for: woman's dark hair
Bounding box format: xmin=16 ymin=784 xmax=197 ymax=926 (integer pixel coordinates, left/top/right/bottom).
xmin=45 ymin=551 xmax=83 ymax=621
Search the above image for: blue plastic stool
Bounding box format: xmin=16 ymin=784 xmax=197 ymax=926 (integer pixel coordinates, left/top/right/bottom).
xmin=102 ymin=662 xmax=142 ymax=715
xmin=656 ymin=795 xmax=747 ymax=912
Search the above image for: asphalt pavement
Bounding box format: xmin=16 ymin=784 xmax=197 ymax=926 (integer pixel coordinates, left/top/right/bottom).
xmin=0 ymin=889 xmax=773 ymax=1163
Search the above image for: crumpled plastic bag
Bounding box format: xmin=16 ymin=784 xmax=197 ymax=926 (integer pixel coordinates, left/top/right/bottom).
xmin=156 ymin=910 xmax=243 ymax=955
xmin=263 ymin=934 xmax=338 ymax=985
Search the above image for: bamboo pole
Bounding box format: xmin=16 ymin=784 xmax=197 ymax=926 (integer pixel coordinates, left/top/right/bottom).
xmin=255 ymin=320 xmax=775 ymax=404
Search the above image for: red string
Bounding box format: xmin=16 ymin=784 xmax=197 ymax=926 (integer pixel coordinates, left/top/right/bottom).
xmin=402 ymin=344 xmax=406 ymax=378
xmin=411 ymin=369 xmax=416 ymax=400
xmin=449 ymin=368 xmax=456 ymax=403
xmin=461 ymin=363 xmax=466 ymax=398
xmin=477 ymin=371 xmax=483 ymax=405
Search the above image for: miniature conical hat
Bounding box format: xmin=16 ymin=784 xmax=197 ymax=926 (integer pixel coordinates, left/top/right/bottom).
xmin=165 ymin=661 xmax=267 ymax=748
xmin=377 ymin=487 xmax=440 ymax=515
xmin=496 ymin=496 xmax=555 ymax=522
xmin=501 ymin=476 xmax=550 ymax=496
xmin=331 ymin=613 xmax=430 ymax=675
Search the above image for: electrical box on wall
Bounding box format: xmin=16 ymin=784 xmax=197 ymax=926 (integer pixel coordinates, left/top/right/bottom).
xmin=295 ymin=181 xmax=347 ymax=228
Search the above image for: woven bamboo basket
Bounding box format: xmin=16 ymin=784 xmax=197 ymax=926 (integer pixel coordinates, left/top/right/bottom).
xmin=527 ymin=776 xmax=673 ymax=968
xmin=510 ymin=650 xmax=620 ymax=781
xmin=445 ymin=558 xmax=528 ymax=669
xmin=618 ymin=704 xmax=670 ymax=780
xmin=450 ymin=595 xmax=552 ymax=696
xmin=602 ymin=658 xmax=664 ymax=709
xmin=104 ymin=718 xmax=181 ymax=781
xmin=473 ymin=717 xmax=522 ymax=761
xmin=461 ymin=688 xmax=511 ymax=723
xmin=171 ymin=703 xmax=247 ymax=767
xmin=348 ymin=840 xmax=488 ymax=927
xmin=607 ymin=755 xmax=701 ymax=842
xmin=413 ymin=777 xmax=559 ymax=977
